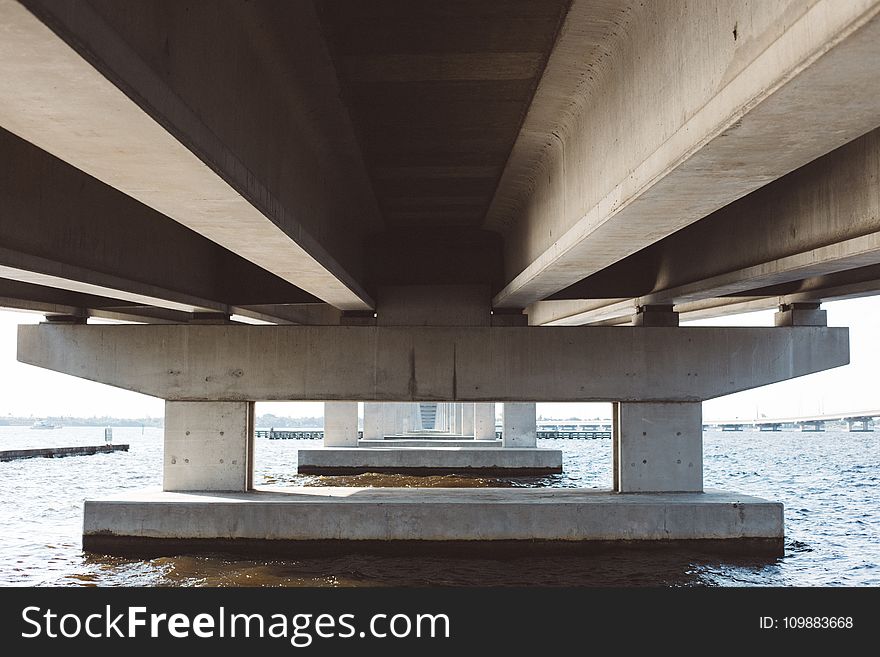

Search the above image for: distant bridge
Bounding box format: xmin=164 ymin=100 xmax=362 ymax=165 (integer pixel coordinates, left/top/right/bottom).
xmin=706 ymin=410 xmax=880 ymax=433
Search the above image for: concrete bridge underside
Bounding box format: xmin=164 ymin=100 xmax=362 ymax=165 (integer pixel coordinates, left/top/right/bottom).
xmin=3 ymin=0 xmax=879 ymax=554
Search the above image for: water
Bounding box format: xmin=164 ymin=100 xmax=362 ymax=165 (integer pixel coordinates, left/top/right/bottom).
xmin=0 ymin=426 xmax=877 ymax=586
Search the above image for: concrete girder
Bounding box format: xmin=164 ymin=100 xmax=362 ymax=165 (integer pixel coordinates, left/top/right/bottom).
xmin=17 ymin=324 xmax=848 ymax=403
xmin=531 ymin=261 xmax=880 ymax=327
xmin=0 ymin=278 xmax=191 ymax=323
xmin=0 ymin=0 xmax=375 ymax=310
xmin=0 ymin=260 xmax=319 ymax=325
xmin=528 ymin=126 xmax=880 ymax=326
xmin=546 ymin=129 xmax=880 ymax=305
xmin=492 ymin=0 xmax=880 ymax=308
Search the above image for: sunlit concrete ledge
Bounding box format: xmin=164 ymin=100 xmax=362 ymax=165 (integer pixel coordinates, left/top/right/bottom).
xmin=297 ymin=446 xmax=562 ymax=475
xmin=82 ymin=488 xmax=783 ymax=556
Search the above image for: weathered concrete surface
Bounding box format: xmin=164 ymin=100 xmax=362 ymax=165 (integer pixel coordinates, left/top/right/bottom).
xmin=17 ymin=324 xmax=849 ymax=402
xmin=357 ymin=439 xmax=502 ymax=448
xmin=502 ymin=402 xmax=537 ymax=447
xmin=493 ymin=0 xmax=880 ymax=308
xmin=377 ymin=285 xmax=491 ymax=327
xmin=82 ymin=488 xmax=783 ymax=550
xmin=316 ymin=1 xmax=568 ymax=232
xmin=616 ymin=402 xmax=703 ymax=493
xmin=0 ymin=0 xmax=374 ymax=309
xmin=297 ymin=447 xmax=562 ymax=475
xmin=164 ymin=401 xmax=254 ymax=492
xmin=323 ymin=401 xmax=358 ymax=447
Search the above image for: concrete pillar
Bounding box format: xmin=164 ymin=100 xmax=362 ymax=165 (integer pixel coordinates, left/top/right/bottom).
xmin=324 ymin=401 xmax=358 ymax=447
xmin=474 ymin=403 xmax=496 ymax=440
xmin=442 ymin=402 xmax=453 ymax=433
xmin=461 ymin=403 xmax=475 ymax=437
xmin=612 ymin=402 xmax=620 ymax=491
xmin=615 ymin=402 xmax=702 ymax=493
xmin=164 ymin=400 xmax=254 ymax=492
xmin=502 ymin=403 xmax=536 ymax=447
xmin=363 ymin=402 xmax=382 ymax=440
xmin=452 ymin=403 xmax=463 ymax=435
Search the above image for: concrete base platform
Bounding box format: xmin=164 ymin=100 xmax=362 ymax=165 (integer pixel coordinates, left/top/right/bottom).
xmin=82 ymin=487 xmax=783 ymax=556
xmin=358 ymin=439 xmax=503 ymax=448
xmin=297 ymin=446 xmax=562 ymax=475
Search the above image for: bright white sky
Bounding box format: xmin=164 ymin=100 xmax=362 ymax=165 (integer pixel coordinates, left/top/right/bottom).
xmin=0 ymin=296 xmax=878 ymax=421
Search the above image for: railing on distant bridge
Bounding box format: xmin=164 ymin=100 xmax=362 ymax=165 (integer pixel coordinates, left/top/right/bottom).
xmin=255 ymin=423 xmax=614 ymax=440
xmin=255 ymin=429 xmax=330 ymax=440
xmin=536 ymin=422 xmax=612 ymax=439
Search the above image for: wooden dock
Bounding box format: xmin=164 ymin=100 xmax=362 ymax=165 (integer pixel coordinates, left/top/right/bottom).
xmin=0 ymin=444 xmax=129 ymax=462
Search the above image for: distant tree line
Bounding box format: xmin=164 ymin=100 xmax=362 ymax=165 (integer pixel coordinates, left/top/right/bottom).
xmin=0 ymin=415 xmax=164 ymax=427
xmin=255 ymin=414 xmax=323 ymax=429
xmin=0 ymin=413 xmax=326 ymax=428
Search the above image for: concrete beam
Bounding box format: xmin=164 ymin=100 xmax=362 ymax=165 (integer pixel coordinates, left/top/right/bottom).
xmin=493 ymin=0 xmax=880 ymax=308
xmin=0 ymin=0 xmax=376 ymax=310
xmin=17 ymin=324 xmax=849 ymax=402
xmin=531 ymin=128 xmax=880 ymax=325
xmin=0 ymin=278 xmax=191 ymax=323
xmin=0 ymin=127 xmax=325 ymax=321
xmin=533 ymin=263 xmax=880 ymax=327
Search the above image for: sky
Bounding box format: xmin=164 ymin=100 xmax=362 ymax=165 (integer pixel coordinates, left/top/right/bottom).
xmin=0 ymin=296 xmax=878 ymax=421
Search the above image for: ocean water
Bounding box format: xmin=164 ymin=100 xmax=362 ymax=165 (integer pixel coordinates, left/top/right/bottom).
xmin=0 ymin=426 xmax=877 ymax=586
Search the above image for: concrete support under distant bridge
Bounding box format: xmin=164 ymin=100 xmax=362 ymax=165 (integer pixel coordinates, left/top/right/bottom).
xmin=301 ymin=401 xmax=562 ymax=476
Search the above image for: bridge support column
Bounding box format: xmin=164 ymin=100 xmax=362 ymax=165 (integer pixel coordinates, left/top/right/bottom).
xmin=362 ymin=402 xmax=381 ymax=439
xmin=452 ymin=403 xmax=464 ymax=434
xmin=163 ymin=401 xmax=254 ymax=492
xmin=461 ymin=403 xmax=474 ymax=437
xmin=324 ymin=402 xmax=359 ymax=447
xmin=474 ymin=403 xmax=496 ymax=440
xmin=502 ymin=403 xmax=537 ymax=447
xmin=615 ymin=402 xmax=702 ymax=493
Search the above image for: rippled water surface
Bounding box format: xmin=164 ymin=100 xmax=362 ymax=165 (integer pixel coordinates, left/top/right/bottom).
xmin=0 ymin=426 xmax=877 ymax=586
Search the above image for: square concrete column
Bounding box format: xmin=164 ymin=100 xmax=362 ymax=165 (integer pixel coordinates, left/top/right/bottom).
xmin=474 ymin=403 xmax=496 ymax=440
xmin=502 ymin=403 xmax=536 ymax=447
xmin=461 ymin=403 xmax=475 ymax=436
xmin=615 ymin=402 xmax=702 ymax=492
xmin=324 ymin=401 xmax=358 ymax=447
xmin=363 ymin=402 xmax=382 ymax=439
xmin=164 ymin=400 xmax=254 ymax=492
xmin=452 ymin=403 xmax=463 ymax=434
